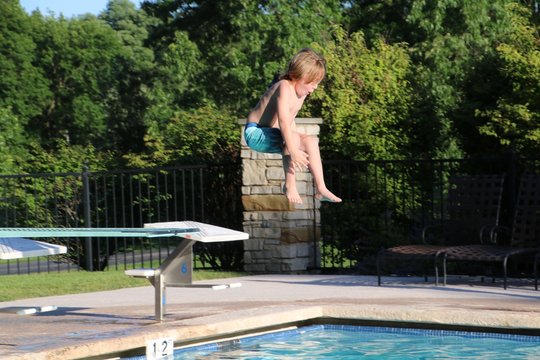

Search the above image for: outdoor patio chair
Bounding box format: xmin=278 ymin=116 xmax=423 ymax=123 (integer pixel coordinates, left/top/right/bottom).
xmin=443 ymin=173 xmax=540 ymax=289
xmin=377 ymin=174 xmax=505 ymax=286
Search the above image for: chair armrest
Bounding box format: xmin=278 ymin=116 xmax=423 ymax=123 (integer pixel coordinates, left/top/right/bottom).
xmin=482 ymin=224 xmax=511 ymax=244
xmin=421 ymin=224 xmax=443 ymax=244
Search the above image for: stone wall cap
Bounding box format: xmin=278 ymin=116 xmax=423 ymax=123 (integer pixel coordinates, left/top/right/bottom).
xmin=238 ymin=118 xmax=323 ymax=125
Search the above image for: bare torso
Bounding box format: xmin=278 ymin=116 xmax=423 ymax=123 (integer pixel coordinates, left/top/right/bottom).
xmin=247 ymin=79 xmax=306 ymax=129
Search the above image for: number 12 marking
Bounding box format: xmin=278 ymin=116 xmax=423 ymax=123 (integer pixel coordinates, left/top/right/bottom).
xmin=146 ymin=337 xmax=173 ymax=359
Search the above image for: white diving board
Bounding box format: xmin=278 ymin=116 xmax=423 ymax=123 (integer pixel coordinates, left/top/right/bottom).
xmin=0 ymin=222 xmax=249 ymax=321
xmin=144 ymin=221 xmax=249 ymax=242
xmin=0 ymin=227 xmax=200 ymax=239
xmin=0 ymin=237 xmax=67 ymax=260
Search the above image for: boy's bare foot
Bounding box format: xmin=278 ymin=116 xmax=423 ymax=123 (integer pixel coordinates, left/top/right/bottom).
xmin=283 ymin=185 xmax=303 ymax=204
xmin=315 ymin=189 xmax=342 ymax=203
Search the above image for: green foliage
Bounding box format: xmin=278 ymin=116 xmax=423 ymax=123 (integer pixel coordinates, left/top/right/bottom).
xmin=100 ymin=0 xmax=159 ymax=153
xmin=477 ymin=4 xmax=540 ymax=153
xmin=125 ymin=103 xmax=239 ymax=166
xmin=0 ymin=0 xmax=537 ymax=167
xmin=143 ymin=0 xmax=343 ymax=112
xmin=0 ymin=107 xmax=32 ymax=174
xmin=25 ymin=139 xmax=112 ymax=174
xmin=142 ymin=30 xmax=203 ymax=126
xmin=311 ymin=27 xmax=414 ymax=160
xmin=0 ymin=1 xmax=51 ymax=120
xmin=1 ymin=140 xmax=114 ymax=228
xmin=29 ymin=14 xmax=124 ymax=149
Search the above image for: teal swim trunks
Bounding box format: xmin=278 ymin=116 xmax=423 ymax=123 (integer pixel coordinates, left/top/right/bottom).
xmin=244 ymin=122 xmax=284 ymax=154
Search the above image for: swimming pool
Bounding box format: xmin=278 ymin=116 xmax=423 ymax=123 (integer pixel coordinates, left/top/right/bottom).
xmin=128 ymin=324 xmax=540 ymax=359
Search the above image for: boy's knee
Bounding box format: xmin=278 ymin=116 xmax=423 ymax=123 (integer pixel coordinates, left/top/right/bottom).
xmin=303 ymin=135 xmax=319 ymax=147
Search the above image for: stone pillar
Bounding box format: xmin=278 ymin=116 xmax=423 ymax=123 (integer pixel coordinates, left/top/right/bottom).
xmin=239 ymin=118 xmax=322 ymax=273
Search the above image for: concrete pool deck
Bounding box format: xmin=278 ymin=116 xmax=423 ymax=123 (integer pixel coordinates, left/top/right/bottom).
xmin=1 ymin=274 xmax=539 ymax=359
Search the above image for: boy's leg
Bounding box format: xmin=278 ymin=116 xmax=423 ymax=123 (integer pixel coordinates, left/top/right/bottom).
xmin=282 ymin=132 xmax=303 ymax=204
xmin=282 ymin=155 xmax=302 ymax=204
xmin=299 ymin=134 xmax=341 ymax=203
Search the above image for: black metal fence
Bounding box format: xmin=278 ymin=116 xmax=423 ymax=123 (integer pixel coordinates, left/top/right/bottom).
xmin=319 ymin=154 xmax=540 ymax=274
xmin=0 ymin=163 xmax=243 ymax=274
xmin=1 ymin=154 xmax=539 ymax=276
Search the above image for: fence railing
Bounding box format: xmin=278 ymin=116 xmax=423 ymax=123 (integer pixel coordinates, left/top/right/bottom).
xmin=1 ymin=154 xmax=539 ymax=276
xmin=0 ymin=162 xmax=243 ymax=274
xmin=318 ymin=154 xmax=540 ymax=273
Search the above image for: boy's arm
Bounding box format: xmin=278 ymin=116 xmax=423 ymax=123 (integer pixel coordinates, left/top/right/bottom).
xmin=276 ymin=83 xmax=309 ymax=169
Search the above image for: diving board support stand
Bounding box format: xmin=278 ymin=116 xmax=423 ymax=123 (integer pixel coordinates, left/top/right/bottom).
xmin=126 ymin=237 xmax=197 ymax=321
xmin=125 ymin=221 xmax=249 ymax=321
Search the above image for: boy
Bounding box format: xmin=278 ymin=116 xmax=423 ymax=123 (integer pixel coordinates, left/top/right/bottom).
xmin=245 ymin=48 xmax=341 ymax=204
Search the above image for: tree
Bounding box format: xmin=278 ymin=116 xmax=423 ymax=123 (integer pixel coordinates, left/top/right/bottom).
xmin=0 ymin=0 xmax=50 ymax=120
xmin=142 ymin=0 xmax=343 ymax=112
xmin=476 ymin=3 xmax=540 ymax=154
xmin=345 ymin=0 xmax=520 ymax=158
xmin=29 ymin=13 xmax=124 ymax=150
xmin=0 ymin=107 xmax=32 ymax=174
xmin=309 ymin=27 xmax=414 ymax=160
xmin=100 ymin=0 xmax=159 ymax=153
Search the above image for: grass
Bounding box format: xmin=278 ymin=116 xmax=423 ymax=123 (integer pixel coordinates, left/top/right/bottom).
xmin=0 ymin=269 xmax=246 ymax=302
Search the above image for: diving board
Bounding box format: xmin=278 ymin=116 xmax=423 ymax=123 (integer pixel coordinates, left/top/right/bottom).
xmin=0 ymin=227 xmax=200 ymax=239
xmin=144 ymin=221 xmax=249 ymax=242
xmin=0 ymin=237 xmax=67 ymax=260
xmin=0 ymin=222 xmax=248 ymax=321
xmin=125 ymin=221 xmax=249 ymax=321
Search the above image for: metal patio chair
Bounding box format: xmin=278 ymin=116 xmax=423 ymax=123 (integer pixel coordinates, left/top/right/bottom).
xmin=443 ymin=173 xmax=540 ymax=289
xmin=377 ymin=174 xmax=505 ymax=286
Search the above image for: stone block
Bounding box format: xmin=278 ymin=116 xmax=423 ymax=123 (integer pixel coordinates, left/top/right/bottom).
xmin=253 ymin=152 xmax=281 ymax=160
xmin=256 ymin=212 xmax=282 ymax=221
xmin=240 ymin=149 xmax=251 ymax=159
xmin=242 ymin=212 xmax=261 ymax=222
xmin=296 ymin=243 xmax=311 ymax=257
xmin=295 ymin=172 xmax=312 ymax=182
xmin=243 ymin=239 xmax=264 ymax=251
xmin=251 ymin=227 xmax=280 ymax=239
xmin=251 ymin=249 xmax=272 ymax=259
xmin=266 ymin=167 xmax=285 ymax=181
xmin=244 ymin=263 xmax=267 ymax=272
xmin=288 ymin=258 xmax=309 ymax=272
xmin=242 ymin=195 xmax=294 ymax=211
xmin=283 ymin=210 xmax=313 ymax=220
xmin=266 ymin=263 xmax=282 ymax=272
xmin=294 ymin=202 xmax=312 ymax=210
xmin=251 ymin=186 xmax=274 ymax=195
xmin=280 ymin=227 xmax=312 ymax=244
xmin=243 ymin=161 xmax=267 ymax=185
xmin=267 ymin=160 xmax=283 ymax=167
xmin=279 ymin=244 xmax=297 ymax=259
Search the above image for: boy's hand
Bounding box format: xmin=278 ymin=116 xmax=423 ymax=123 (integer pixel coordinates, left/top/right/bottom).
xmin=290 ymin=150 xmax=309 ymax=170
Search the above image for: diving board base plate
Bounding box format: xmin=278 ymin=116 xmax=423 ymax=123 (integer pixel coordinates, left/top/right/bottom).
xmin=0 ymin=305 xmax=58 ymax=315
xmin=169 ymin=283 xmax=242 ymax=290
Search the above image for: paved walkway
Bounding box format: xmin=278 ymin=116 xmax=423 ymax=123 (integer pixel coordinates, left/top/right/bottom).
xmin=1 ymin=274 xmax=539 ymax=359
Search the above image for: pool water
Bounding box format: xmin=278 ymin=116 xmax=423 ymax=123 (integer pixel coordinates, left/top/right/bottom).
xmin=171 ymin=325 xmax=540 ymax=359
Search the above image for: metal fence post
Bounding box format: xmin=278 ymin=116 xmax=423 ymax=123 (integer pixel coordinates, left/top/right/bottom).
xmin=82 ymin=164 xmax=93 ymax=271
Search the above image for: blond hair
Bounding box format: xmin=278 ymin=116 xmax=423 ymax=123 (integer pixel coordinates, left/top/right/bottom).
xmin=281 ymin=48 xmax=326 ymax=83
